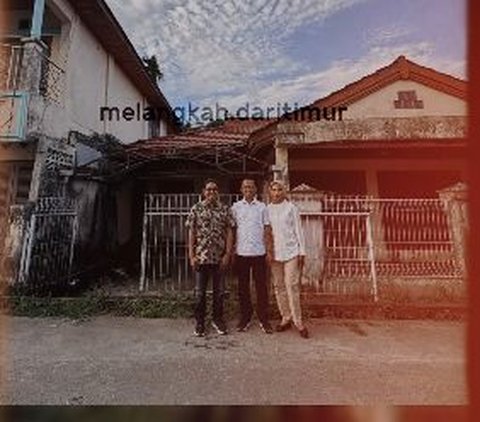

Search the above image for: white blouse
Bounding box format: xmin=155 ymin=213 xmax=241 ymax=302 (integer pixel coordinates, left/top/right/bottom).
xmin=267 ymin=200 xmax=306 ymax=262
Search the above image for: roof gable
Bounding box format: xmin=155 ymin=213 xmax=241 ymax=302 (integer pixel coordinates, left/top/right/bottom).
xmin=248 ymin=56 xmax=466 ymax=146
xmin=311 ymin=56 xmax=466 ymax=109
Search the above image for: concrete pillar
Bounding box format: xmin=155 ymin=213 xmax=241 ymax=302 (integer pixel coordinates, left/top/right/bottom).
xmin=1 ymin=205 xmax=28 ymax=285
xmin=365 ymin=168 xmax=379 ymax=197
xmin=28 ymin=136 xmax=48 ymax=201
xmin=365 ymin=168 xmax=387 ymax=260
xmin=272 ymin=142 xmax=289 ymax=189
xmin=19 ymin=37 xmax=47 ymax=94
xmin=438 ymin=182 xmax=468 ymax=276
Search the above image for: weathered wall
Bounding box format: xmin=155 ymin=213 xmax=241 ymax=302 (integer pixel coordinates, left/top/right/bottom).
xmin=276 ymin=116 xmax=466 ymax=145
xmin=68 ymin=178 xmax=118 ymax=270
xmin=116 ymin=180 xmax=133 ymax=246
xmin=26 ymin=0 xmax=169 ymax=144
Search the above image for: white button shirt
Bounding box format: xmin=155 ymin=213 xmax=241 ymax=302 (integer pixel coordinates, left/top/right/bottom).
xmin=267 ymin=200 xmax=306 ymax=262
xmin=231 ymin=198 xmax=269 ymax=256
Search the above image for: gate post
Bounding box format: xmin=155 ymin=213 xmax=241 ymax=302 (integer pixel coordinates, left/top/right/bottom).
xmin=18 ymin=208 xmax=36 ymax=285
xmin=438 ymin=182 xmax=468 ymax=276
xmin=1 ymin=204 xmax=28 ymax=285
xmin=290 ymin=185 xmax=325 ymax=291
xmin=139 ymin=194 xmax=149 ymax=292
xmin=366 ymin=214 xmax=378 ymax=302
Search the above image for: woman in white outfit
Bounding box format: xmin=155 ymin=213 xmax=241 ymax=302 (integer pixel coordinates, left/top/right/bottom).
xmin=266 ymin=180 xmax=309 ymax=339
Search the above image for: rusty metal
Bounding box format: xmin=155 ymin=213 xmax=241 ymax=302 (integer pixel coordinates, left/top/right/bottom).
xmin=18 ymin=197 xmax=77 ymax=292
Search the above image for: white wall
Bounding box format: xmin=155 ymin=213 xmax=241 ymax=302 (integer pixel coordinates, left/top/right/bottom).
xmin=344 ymin=80 xmax=466 ymax=119
xmin=29 ymin=0 xmax=168 ymax=144
xmin=104 ymin=58 xmax=150 ymax=143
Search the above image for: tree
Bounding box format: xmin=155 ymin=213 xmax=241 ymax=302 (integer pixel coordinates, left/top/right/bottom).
xmin=142 ymin=54 xmax=163 ymax=84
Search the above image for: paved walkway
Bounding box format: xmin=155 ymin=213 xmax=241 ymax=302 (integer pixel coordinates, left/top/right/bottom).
xmin=0 ymin=316 xmax=466 ymax=405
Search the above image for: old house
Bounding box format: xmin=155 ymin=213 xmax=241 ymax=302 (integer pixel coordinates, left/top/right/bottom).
xmin=129 ymin=57 xmax=467 ymax=300
xmin=245 ymin=56 xmax=467 ymax=298
xmin=0 ymin=0 xmax=177 ymax=289
xmin=250 ymin=55 xmax=466 ymax=197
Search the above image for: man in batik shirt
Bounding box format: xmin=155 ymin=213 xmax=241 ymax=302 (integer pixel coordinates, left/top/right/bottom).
xmin=186 ymin=179 xmax=235 ymax=337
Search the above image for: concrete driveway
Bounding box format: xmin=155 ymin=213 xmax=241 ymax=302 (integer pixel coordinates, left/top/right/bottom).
xmin=0 ymin=316 xmax=466 ymax=405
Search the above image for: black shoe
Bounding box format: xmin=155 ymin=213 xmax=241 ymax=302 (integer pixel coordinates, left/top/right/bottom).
xmin=194 ymin=323 xmax=205 ymax=337
xmin=259 ymin=321 xmax=273 ymax=334
xmin=236 ymin=319 xmax=251 ymax=332
xmin=212 ymin=320 xmax=228 ymax=335
xmin=275 ymin=320 xmax=292 ymax=332
xmin=299 ymin=327 xmax=309 ymax=339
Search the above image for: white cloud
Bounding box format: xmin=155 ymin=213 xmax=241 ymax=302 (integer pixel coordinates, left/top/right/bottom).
xmin=199 ymin=41 xmax=465 ymax=115
xmin=106 ymin=0 xmax=367 ymax=103
xmin=362 ymin=23 xmax=413 ymax=47
xmin=106 ymin=0 xmax=465 ymax=120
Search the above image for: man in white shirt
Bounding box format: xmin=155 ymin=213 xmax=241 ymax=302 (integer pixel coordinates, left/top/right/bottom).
xmin=231 ymin=179 xmax=273 ymax=334
xmin=267 ymin=180 xmax=309 ymax=339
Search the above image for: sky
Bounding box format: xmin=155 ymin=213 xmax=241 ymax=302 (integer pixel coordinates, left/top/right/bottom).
xmin=106 ymin=0 xmax=466 ymax=115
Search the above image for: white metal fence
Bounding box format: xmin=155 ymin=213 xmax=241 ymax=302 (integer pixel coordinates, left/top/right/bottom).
xmin=140 ymin=194 xmax=241 ymax=292
xmin=299 ymin=211 xmax=378 ymax=300
xmin=18 ymin=197 xmax=77 ymax=293
xmin=140 ymin=193 xmax=464 ymax=298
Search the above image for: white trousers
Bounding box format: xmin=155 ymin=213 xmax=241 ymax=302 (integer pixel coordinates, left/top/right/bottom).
xmin=271 ymin=256 xmax=303 ymax=328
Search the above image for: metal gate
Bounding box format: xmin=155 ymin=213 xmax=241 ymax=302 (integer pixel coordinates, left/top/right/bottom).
xmin=140 ymin=193 xmax=462 ymax=298
xmin=300 ymin=210 xmax=378 ymax=300
xmin=18 ymin=197 xmax=77 ymax=293
xmin=140 ymin=193 xmax=241 ymax=292
xmin=296 ymin=194 xmax=462 ymax=299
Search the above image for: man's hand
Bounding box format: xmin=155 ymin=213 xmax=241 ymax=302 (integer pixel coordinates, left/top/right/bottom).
xmin=298 ymin=255 xmax=305 ymax=270
xmin=220 ymin=253 xmax=230 ymax=269
xmin=189 ymin=256 xmax=197 ymax=269
xmin=266 ymin=252 xmax=274 ymax=265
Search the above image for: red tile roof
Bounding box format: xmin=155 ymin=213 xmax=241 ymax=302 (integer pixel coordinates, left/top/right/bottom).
xmin=217 ymin=118 xmax=276 ymax=134
xmin=127 ymin=125 xmax=250 ymax=159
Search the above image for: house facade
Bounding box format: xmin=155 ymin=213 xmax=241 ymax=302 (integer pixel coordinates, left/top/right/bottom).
xmin=127 ymin=57 xmax=467 ymax=296
xmin=0 ymin=0 xmax=177 ymax=287
xmin=250 ymin=56 xmax=467 ymax=198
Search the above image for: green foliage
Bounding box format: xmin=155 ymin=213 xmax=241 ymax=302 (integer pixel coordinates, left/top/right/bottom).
xmin=142 ymin=54 xmax=163 ymax=83
xmin=4 ymin=279 xmax=466 ymax=321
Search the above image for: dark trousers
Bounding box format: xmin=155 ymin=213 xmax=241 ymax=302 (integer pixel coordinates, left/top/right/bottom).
xmin=236 ymin=255 xmax=269 ymax=324
xmin=194 ymin=264 xmax=225 ymax=325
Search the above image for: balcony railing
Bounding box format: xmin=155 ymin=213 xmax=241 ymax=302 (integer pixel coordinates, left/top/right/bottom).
xmin=0 ymin=43 xmax=24 ymax=91
xmin=38 ymin=49 xmax=66 ymax=104
xmin=0 ymin=42 xmax=65 ymax=104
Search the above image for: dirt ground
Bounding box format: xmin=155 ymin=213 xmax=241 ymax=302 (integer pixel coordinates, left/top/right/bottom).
xmin=0 ymin=316 xmax=466 ymax=405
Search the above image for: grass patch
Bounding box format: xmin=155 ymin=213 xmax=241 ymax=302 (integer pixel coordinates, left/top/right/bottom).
xmin=5 ymin=292 xmax=241 ymax=320
xmin=4 ymin=293 xmax=465 ymax=321
xmin=8 ymin=295 xmax=108 ymax=319
xmin=4 ymin=279 xmax=466 ymax=321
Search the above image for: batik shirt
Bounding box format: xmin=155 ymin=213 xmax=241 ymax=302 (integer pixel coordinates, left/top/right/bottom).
xmin=185 ymin=199 xmax=235 ymax=265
